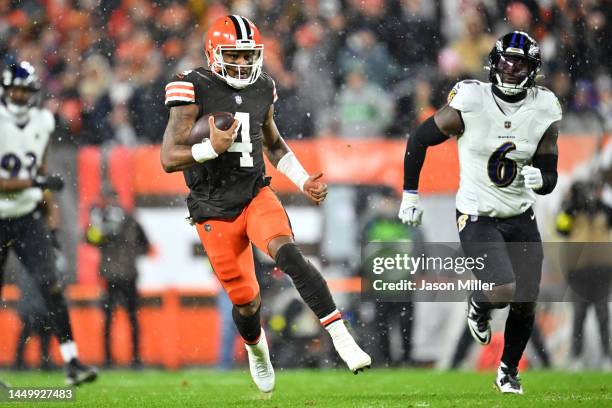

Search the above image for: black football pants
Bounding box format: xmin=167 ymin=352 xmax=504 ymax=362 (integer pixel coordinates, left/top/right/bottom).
xmin=0 ymin=211 xmax=74 ymax=343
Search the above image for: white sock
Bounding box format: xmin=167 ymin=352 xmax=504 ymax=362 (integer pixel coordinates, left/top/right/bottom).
xmin=59 ymin=341 xmax=78 ymax=363
xmin=325 ymin=319 xmax=349 ymax=340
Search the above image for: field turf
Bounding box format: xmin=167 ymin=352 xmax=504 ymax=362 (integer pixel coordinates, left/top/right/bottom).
xmin=0 ymin=368 xmax=610 ymax=407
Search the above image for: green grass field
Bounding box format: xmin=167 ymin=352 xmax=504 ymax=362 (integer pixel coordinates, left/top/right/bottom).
xmin=1 ymin=368 xmax=610 ymax=407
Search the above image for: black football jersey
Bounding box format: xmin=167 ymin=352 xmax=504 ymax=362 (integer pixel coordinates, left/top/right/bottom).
xmin=165 ymin=68 xmax=277 ymax=222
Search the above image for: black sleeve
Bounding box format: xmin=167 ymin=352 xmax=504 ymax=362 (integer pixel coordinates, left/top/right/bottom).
xmin=532 ymin=153 xmax=558 ymax=195
xmin=403 ymin=116 xmax=450 ymax=191
xmin=164 ymin=70 xmax=198 ymax=108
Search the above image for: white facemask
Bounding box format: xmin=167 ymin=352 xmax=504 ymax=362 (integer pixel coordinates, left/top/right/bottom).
xmin=494 ymin=74 xmax=529 ymax=96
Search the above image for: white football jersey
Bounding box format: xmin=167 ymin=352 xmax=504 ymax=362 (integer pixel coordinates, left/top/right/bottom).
xmin=0 ymin=103 xmax=55 ymax=218
xmin=449 ymin=80 xmax=562 ymax=218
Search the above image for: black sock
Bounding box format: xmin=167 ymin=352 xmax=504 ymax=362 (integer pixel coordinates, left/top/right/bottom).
xmin=232 ymin=304 xmax=261 ymax=344
xmin=275 ymin=243 xmax=337 ymax=320
xmin=472 ymin=290 xmax=508 ymax=311
xmin=501 ymin=302 xmax=536 ymax=369
xmin=40 ymin=283 xmax=74 ymax=343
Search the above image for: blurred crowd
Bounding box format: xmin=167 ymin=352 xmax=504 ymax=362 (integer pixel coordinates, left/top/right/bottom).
xmin=1 ymin=0 xmax=610 ymax=144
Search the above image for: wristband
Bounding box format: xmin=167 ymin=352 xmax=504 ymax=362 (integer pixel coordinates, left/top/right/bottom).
xmin=191 ymin=139 xmax=219 ymax=163
xmin=277 ymin=152 xmax=309 ymax=191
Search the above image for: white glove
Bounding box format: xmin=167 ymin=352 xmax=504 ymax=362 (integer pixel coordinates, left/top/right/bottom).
xmin=521 ymin=165 xmax=543 ymax=190
xmin=398 ymin=191 xmax=423 ymax=226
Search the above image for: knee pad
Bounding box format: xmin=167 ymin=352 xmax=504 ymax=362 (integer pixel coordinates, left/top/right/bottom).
xmin=211 ymin=253 xmax=258 ymax=305
xmin=227 ymin=284 xmax=258 ymax=306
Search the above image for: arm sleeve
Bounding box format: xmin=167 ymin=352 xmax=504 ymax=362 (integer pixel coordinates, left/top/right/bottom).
xmin=403 ymin=116 xmax=450 ymax=191
xmin=532 ymin=153 xmax=558 ymax=195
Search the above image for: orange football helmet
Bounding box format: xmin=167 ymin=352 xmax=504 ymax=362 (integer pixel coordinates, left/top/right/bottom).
xmin=204 ymin=15 xmax=264 ymax=89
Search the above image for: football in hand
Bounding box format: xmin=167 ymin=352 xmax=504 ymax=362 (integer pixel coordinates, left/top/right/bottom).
xmin=188 ymin=112 xmax=234 ymax=145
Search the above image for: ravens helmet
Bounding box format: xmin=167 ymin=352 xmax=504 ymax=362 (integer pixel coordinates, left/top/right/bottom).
xmin=488 ymin=31 xmax=541 ymax=95
xmin=1 ymin=61 xmax=41 ymax=119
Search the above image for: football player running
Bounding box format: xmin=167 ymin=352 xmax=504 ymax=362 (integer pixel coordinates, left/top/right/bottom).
xmin=161 ymin=15 xmax=371 ymax=393
xmin=399 ymin=32 xmax=561 ymax=394
xmin=0 ymin=62 xmax=97 ymax=385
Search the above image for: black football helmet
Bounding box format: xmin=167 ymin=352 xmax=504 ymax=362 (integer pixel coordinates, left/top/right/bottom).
xmin=1 ymin=61 xmax=41 ymax=119
xmin=488 ymin=31 xmax=541 ymax=95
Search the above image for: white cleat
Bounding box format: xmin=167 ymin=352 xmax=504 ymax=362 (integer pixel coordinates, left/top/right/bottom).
xmin=467 ymin=296 xmax=492 ymax=345
xmin=245 ymin=330 xmax=275 ymax=393
xmin=327 ymin=321 xmax=372 ymax=374
xmin=494 ymin=365 xmax=523 ymax=395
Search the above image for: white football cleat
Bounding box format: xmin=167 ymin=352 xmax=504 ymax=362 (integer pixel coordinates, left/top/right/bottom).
xmin=327 ymin=320 xmax=371 ymax=374
xmin=245 ymin=330 xmax=275 ymax=393
xmin=495 ymin=364 xmax=523 ymax=395
xmin=467 ymin=295 xmax=492 ymax=345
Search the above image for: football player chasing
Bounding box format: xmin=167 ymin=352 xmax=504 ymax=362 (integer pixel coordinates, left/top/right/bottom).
xmin=161 ymin=15 xmax=371 ymax=393
xmin=399 ymin=32 xmax=561 ymax=394
xmin=0 ymin=62 xmax=97 ymax=385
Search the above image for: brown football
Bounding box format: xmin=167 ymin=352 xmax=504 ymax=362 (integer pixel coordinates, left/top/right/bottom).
xmin=188 ymin=112 xmax=234 ymax=145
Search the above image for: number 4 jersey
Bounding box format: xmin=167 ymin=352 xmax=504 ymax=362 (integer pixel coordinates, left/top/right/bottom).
xmin=448 ymin=80 xmax=562 ymax=218
xmin=165 ymin=67 xmax=278 ymax=222
xmin=0 ymin=103 xmax=54 ymax=219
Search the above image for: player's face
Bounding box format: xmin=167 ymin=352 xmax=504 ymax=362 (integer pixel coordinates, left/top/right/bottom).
xmin=7 ymin=86 xmax=34 ymax=106
xmin=496 ymin=55 xmax=529 ymax=85
xmin=222 ymin=50 xmax=256 ymax=79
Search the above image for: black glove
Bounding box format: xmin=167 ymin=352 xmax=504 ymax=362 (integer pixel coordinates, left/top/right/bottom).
xmin=50 ymin=229 xmax=61 ymax=250
xmin=33 ymin=174 xmax=64 ymax=191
